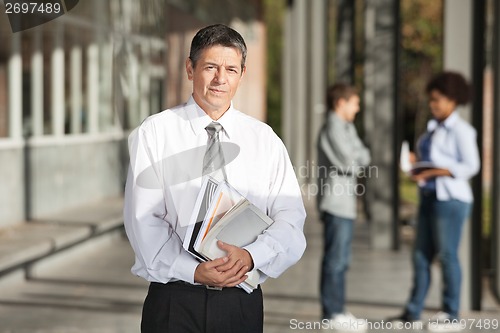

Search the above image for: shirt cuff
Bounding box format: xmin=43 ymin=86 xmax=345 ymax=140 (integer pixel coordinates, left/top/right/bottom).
xmin=170 ymin=250 xmax=200 ymax=284
xmin=243 ymin=241 xmax=275 ymax=272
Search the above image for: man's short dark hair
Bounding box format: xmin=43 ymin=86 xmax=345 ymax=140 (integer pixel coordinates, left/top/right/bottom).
xmin=327 ymin=83 xmax=358 ymax=111
xmin=425 ymin=71 xmax=472 ymax=105
xmin=189 ymin=24 xmax=247 ymax=71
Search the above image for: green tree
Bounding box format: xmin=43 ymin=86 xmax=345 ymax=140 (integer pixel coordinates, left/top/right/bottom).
xmin=400 ymin=0 xmax=443 ymax=147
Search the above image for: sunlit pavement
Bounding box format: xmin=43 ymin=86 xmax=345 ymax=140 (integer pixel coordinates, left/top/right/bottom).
xmin=0 ymin=198 xmax=498 ymax=333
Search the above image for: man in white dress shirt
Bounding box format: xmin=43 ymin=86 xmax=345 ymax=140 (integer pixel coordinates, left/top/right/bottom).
xmin=124 ymin=24 xmax=306 ymax=333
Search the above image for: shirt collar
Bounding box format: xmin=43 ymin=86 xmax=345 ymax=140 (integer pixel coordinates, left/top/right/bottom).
xmin=427 ymin=111 xmax=459 ymax=131
xmin=329 ymin=111 xmax=347 ymax=124
xmin=185 ymin=95 xmax=234 ymax=139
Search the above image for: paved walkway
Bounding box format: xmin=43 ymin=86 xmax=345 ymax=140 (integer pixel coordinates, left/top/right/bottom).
xmin=262 ymin=198 xmax=500 ymax=332
xmin=0 ymin=198 xmax=498 ymax=332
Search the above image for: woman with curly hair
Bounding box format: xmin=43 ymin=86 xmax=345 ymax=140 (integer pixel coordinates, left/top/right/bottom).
xmin=391 ymin=71 xmax=480 ymax=332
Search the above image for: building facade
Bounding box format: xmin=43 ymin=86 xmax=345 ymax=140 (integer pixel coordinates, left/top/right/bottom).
xmin=0 ymin=0 xmax=265 ymax=227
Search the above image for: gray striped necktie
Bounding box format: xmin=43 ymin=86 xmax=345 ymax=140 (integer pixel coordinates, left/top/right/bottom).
xmin=203 ymin=122 xmax=227 ymax=180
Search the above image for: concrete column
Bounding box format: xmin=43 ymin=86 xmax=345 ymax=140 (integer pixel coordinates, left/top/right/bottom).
xmin=87 ymin=43 xmax=99 ymax=133
xmin=100 ymin=42 xmax=114 ymax=130
xmin=363 ymin=0 xmax=398 ymax=249
xmin=128 ymin=52 xmax=140 ymax=127
xmin=112 ymin=37 xmax=128 ymax=130
xmin=335 ymin=0 xmax=355 ymax=83
xmin=295 ymin=0 xmax=307 ymax=174
xmin=282 ymin=0 xmax=308 ymax=176
xmin=51 ymin=24 xmax=65 ymax=136
xmin=31 ymin=28 xmax=44 ymax=136
xmin=0 ymin=66 xmax=7 ymax=137
xmin=70 ymin=45 xmax=82 ymax=134
xmin=282 ymin=3 xmax=294 ymax=156
xmin=94 ymin=0 xmax=109 ymax=131
xmin=139 ymin=42 xmax=151 ymax=122
xmin=308 ymin=0 xmax=328 ymax=182
xmin=443 ymin=0 xmax=473 ymax=96
xmin=443 ymin=0 xmax=475 ymax=312
xmin=8 ymin=33 xmax=22 ymax=139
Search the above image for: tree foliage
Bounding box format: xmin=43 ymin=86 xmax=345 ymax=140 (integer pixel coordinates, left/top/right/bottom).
xmin=400 ymin=0 xmax=443 ymax=146
xmin=261 ymin=0 xmax=444 ymax=142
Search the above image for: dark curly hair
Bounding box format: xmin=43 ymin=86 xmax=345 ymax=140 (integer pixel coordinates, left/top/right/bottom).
xmin=425 ymin=71 xmax=472 ymax=105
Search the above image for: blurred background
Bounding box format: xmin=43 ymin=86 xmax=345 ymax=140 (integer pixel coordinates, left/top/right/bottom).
xmin=0 ymin=0 xmax=499 ymax=332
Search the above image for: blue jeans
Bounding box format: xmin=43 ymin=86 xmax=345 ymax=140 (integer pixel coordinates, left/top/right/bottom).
xmin=320 ymin=212 xmax=354 ymax=319
xmin=405 ymin=190 xmax=471 ymax=320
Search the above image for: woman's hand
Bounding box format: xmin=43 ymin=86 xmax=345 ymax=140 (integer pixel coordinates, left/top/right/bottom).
xmin=409 ymin=151 xmax=417 ymax=164
xmin=411 ymin=168 xmax=452 ymax=182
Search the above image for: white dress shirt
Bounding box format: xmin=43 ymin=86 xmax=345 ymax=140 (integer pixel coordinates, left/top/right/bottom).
xmin=124 ymin=96 xmax=307 ymax=285
xmin=418 ymin=111 xmax=480 ymax=203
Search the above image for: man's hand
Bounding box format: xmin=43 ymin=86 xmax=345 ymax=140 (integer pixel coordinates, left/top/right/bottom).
xmin=215 ymin=241 xmax=254 ymax=272
xmin=193 ymin=241 xmax=254 ymax=288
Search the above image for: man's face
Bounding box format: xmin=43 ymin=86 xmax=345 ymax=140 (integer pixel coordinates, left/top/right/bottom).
xmin=337 ymin=95 xmax=360 ymax=122
xmin=186 ymin=45 xmax=245 ymax=119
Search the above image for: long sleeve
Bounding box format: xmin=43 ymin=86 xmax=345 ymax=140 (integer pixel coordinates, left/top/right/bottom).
xmin=243 ymin=138 xmax=307 ymax=279
xmin=422 ymin=113 xmax=480 ymax=202
xmin=443 ymin=126 xmax=480 ymax=180
xmin=319 ymin=114 xmax=370 ymax=174
xmin=423 ymin=113 xmax=480 ymax=181
xmin=348 ymin=123 xmax=371 ymax=167
xmin=123 ymin=126 xmax=199 ymax=284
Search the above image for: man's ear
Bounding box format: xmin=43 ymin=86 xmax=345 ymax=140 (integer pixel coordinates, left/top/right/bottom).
xmin=186 ymin=58 xmax=194 ymax=80
xmin=335 ymin=98 xmax=346 ymax=111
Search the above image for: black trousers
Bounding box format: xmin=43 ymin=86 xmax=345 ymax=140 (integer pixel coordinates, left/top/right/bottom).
xmin=141 ymin=282 xmax=263 ymax=333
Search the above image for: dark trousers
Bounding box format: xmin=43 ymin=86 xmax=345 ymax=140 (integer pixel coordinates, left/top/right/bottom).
xmin=141 ymin=282 xmax=263 ymax=333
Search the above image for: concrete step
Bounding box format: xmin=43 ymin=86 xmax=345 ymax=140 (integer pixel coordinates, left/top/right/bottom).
xmin=0 ymin=197 xmax=124 ymax=281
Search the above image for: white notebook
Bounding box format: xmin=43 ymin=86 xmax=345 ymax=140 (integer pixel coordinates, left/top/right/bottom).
xmin=198 ymin=199 xmax=274 ymax=288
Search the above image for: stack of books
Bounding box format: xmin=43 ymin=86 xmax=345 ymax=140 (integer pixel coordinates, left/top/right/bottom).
xmin=183 ymin=176 xmax=274 ymax=293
